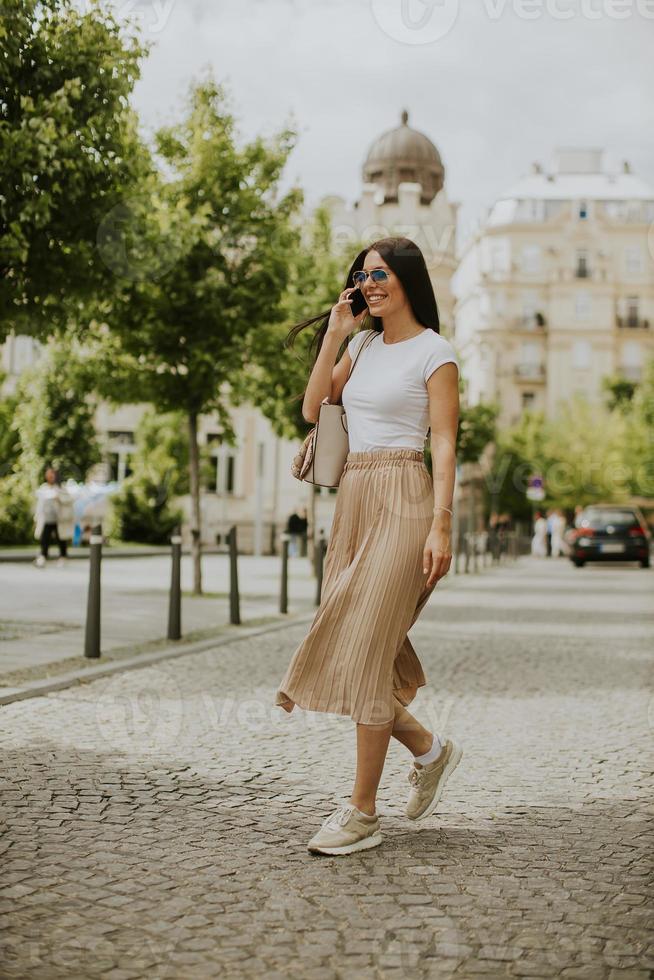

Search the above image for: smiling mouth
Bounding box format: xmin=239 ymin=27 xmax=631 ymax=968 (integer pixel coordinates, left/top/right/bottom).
xmin=366 ymin=294 xmax=387 ymax=304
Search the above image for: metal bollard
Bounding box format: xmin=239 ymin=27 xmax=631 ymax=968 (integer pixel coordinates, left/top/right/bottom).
xmin=280 ymin=532 xmax=289 ymax=614
xmin=84 ymin=524 xmax=103 ymax=659
xmin=315 ymin=536 xmax=327 ymax=606
xmin=228 ymin=525 xmax=241 ymax=625
xmin=167 ymin=529 xmax=182 ymax=640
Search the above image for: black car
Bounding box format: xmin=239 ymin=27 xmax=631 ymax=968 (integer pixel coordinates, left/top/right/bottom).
xmin=569 ymin=505 xmax=651 ymax=568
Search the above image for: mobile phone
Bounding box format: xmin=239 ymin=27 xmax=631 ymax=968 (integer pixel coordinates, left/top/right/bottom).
xmin=349 ymin=285 xmax=368 ymax=318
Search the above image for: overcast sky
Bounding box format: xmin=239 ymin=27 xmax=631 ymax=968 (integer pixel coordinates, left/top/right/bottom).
xmin=129 ymin=0 xmax=653 ymax=246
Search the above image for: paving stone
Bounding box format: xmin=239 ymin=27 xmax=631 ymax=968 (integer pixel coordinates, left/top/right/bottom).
xmin=0 ymin=559 xmax=652 ymax=978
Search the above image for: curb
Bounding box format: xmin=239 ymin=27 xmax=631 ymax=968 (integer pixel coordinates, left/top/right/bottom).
xmin=0 ymin=612 xmax=316 ymax=707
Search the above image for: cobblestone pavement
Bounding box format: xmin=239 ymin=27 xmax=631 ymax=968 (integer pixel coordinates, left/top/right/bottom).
xmin=1 ymin=557 xmax=653 ymax=979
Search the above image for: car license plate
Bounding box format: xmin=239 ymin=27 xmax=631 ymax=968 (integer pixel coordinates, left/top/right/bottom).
xmin=600 ymin=543 xmax=624 ymax=553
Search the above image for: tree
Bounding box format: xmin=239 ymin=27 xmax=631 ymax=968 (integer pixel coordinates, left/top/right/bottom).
xmin=0 ymin=374 xmax=21 ymax=478
xmin=89 ymin=78 xmax=303 ymax=592
xmin=624 ymin=357 xmax=654 ymax=498
xmin=0 ymin=0 xmax=147 ymax=340
xmin=231 ymin=206 xmax=364 ymax=441
xmin=602 ymin=374 xmax=637 ymax=412
xmin=14 ymin=338 xmax=101 ymax=483
xmin=108 ymin=410 xmax=188 ymax=545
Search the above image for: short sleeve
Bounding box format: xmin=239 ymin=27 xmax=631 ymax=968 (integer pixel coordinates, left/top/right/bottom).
xmin=347 ymin=329 xmax=371 ymax=361
xmin=423 ymin=340 xmax=460 ymax=385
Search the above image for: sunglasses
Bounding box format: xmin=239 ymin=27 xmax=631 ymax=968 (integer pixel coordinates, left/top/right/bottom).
xmin=352 ymin=269 xmax=390 ymax=287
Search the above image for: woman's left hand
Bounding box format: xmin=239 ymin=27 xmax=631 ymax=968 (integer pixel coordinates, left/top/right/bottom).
xmin=423 ymin=527 xmax=452 ymax=588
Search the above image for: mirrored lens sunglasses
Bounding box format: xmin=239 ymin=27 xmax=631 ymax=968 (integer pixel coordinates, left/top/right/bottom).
xmin=352 ymin=269 xmax=390 ymax=286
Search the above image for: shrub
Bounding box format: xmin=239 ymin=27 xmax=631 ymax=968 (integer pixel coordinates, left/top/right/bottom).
xmin=0 ymin=475 xmax=35 ymax=546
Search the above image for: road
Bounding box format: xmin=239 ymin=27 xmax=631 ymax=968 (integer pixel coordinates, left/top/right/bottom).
xmin=1 ymin=556 xmax=653 ymax=978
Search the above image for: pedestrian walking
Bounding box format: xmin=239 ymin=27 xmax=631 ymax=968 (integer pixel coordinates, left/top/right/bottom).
xmin=545 ymin=508 xmax=554 ymax=556
xmin=531 ymin=510 xmax=548 ymax=558
xmin=274 ymin=236 xmax=463 ymax=855
xmin=550 ymin=508 xmax=567 ymax=557
xmin=33 ymin=467 xmax=75 ymax=567
xmin=286 ymin=510 xmax=304 ymax=557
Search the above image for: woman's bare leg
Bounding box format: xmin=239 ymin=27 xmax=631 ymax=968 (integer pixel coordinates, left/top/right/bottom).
xmin=349 ymin=718 xmax=394 ymax=816
xmin=390 ymin=694 xmax=434 ymax=757
xmin=348 ymin=697 xmax=436 ymax=815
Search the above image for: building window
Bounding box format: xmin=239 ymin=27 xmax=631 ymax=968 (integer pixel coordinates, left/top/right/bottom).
xmin=625 ymin=247 xmax=643 ymax=275
xmin=578 ymin=200 xmax=588 ymax=220
xmin=489 ymin=238 xmax=510 ymax=275
xmin=626 ymin=296 xmax=640 ymax=328
xmin=575 ymin=291 xmax=591 ymax=319
xmin=522 ymin=245 xmax=541 ymax=274
xmin=521 ymin=291 xmax=539 ymax=320
xmin=575 ymin=249 xmax=590 ymax=278
xmin=521 ymin=392 xmax=535 ymax=410
xmin=572 ymin=340 xmax=591 ymax=370
xmin=206 ymin=433 xmax=236 ymax=495
xmin=621 ymin=341 xmax=642 ymax=382
xmin=107 ymin=431 xmax=135 ymax=482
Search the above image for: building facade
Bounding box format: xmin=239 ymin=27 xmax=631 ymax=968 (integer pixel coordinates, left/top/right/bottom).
xmin=2 ymin=111 xmax=460 ymax=551
xmin=453 ymin=147 xmax=654 ymax=427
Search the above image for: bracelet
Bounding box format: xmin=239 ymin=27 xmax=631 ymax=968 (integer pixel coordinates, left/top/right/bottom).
xmin=433 ymin=505 xmax=453 ymax=516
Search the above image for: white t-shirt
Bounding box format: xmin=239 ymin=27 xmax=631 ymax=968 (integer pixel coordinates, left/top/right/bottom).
xmin=341 ymin=327 xmax=459 ymax=452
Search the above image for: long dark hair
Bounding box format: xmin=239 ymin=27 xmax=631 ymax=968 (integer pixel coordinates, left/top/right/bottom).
xmin=284 ymin=237 xmax=440 ymax=402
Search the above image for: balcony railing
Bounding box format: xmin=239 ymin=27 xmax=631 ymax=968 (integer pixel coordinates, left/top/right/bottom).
xmin=616 ymin=315 xmax=649 ymax=329
xmin=514 ymin=363 xmax=546 ymax=381
xmin=513 ymin=313 xmax=547 ymax=331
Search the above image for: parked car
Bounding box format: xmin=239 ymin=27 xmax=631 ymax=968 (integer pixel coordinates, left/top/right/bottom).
xmin=569 ymin=504 xmax=651 ymax=568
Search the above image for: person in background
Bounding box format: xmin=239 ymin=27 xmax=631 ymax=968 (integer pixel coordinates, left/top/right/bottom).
xmin=531 ymin=511 xmax=548 ymax=558
xmin=550 ymin=508 xmax=567 ymax=557
xmin=34 ymin=467 xmax=75 ymax=568
xmin=545 ymin=508 xmax=555 ymax=557
xmin=297 ymin=506 xmax=309 ymax=556
xmin=286 ymin=509 xmax=304 ymax=557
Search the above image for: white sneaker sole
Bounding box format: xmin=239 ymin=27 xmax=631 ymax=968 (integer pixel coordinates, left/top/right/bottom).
xmin=307 ymin=830 xmax=383 ymax=855
xmin=407 ymin=741 xmax=463 ymax=822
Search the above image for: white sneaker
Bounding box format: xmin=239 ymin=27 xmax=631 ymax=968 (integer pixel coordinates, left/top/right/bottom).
xmin=307 ymin=802 xmax=382 ymax=855
xmin=405 ymin=739 xmax=463 ymax=821
xmin=34 ymin=556 xmax=46 ymax=568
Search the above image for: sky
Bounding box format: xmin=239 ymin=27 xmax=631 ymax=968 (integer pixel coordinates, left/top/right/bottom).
xmin=125 ymin=0 xmax=653 ymax=246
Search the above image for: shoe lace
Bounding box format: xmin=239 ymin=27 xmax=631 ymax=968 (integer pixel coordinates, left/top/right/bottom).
xmin=408 ymin=765 xmax=425 ymax=788
xmin=322 ymin=803 xmax=356 ymax=829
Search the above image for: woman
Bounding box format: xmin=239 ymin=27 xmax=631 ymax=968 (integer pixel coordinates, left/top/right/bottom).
xmin=274 ymin=237 xmax=463 ymax=855
xmin=34 ymin=467 xmax=75 ymax=567
xmin=530 ymin=511 xmax=548 ymax=558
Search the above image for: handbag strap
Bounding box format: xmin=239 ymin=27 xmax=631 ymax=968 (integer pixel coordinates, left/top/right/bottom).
xmin=346 ymin=328 xmax=376 ymax=381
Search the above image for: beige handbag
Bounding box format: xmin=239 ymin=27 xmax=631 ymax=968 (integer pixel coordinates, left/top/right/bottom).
xmin=291 ymin=330 xmax=376 ymax=488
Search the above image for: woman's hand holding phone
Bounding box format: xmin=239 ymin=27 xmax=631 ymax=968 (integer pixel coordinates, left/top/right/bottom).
xmin=326 ymin=287 xmax=368 ymax=344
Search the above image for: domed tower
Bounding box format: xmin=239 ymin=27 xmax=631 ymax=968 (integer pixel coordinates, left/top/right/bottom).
xmin=320 ymin=109 xmax=459 ymax=340
xmin=362 ymin=110 xmax=445 ymax=206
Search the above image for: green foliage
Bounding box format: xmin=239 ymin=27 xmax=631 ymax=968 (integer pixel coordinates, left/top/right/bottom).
xmin=0 ymin=473 xmax=34 ymax=545
xmin=483 ymin=358 xmax=654 ymax=518
xmin=231 ymin=206 xmax=366 ymax=441
xmin=13 ymin=338 xmax=101 ymax=483
xmin=602 ymin=374 xmax=637 ymax=411
xmin=623 ymin=358 xmax=654 ymax=498
xmin=0 ymin=375 xmax=21 ymax=477
xmin=456 ymin=402 xmax=498 ymax=464
xmin=107 ymin=410 xmax=187 ymax=544
xmin=0 ymin=0 xmax=148 ymax=340
xmin=88 ymin=77 xmax=303 ymax=421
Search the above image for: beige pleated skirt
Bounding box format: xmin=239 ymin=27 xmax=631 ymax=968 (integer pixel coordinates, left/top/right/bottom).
xmin=274 ymin=447 xmax=437 ymax=726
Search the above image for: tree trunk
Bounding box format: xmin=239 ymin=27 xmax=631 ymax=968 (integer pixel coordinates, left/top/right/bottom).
xmin=188 ymin=410 xmax=202 ymax=595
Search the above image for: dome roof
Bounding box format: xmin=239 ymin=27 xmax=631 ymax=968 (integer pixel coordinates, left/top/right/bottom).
xmin=362 ymin=110 xmax=445 ymax=205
